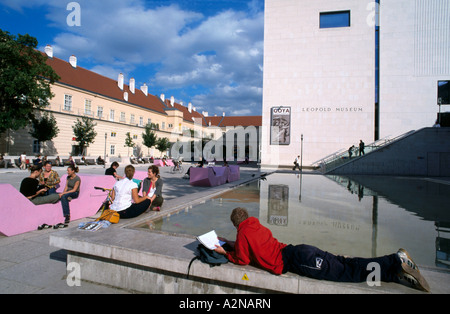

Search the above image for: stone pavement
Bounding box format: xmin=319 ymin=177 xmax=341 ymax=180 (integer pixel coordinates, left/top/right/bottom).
xmin=0 ymin=163 xmax=261 ymax=294
xmin=1 ymin=163 xmax=449 ymax=294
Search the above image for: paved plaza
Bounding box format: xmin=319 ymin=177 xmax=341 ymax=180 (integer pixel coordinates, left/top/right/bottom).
xmin=0 ymin=163 xmax=449 ymax=294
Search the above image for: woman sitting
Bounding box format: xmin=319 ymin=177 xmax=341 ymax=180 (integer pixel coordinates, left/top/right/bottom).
xmin=59 ymin=165 xmax=81 ymax=224
xmin=20 ymin=165 xmax=60 ymax=205
xmin=39 ymin=161 xmax=61 ymax=195
xmin=142 ymin=165 xmax=164 ymax=211
xmin=110 ymin=165 xmax=151 ymax=219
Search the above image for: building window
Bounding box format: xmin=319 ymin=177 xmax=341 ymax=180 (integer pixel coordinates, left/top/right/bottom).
xmin=110 ymin=132 xmax=117 ymax=137
xmin=64 ymin=95 xmax=72 ymax=111
xmin=139 ymin=116 xmax=143 ymax=127
xmin=97 ymin=106 xmax=103 ymax=118
xmin=133 ymin=134 xmax=138 ymax=140
xmin=120 ymin=112 xmax=126 ymax=122
xmin=110 ymin=145 xmax=115 ymax=155
xmin=320 ymin=11 xmax=351 ymax=28
xmin=147 ymin=118 xmax=152 ymax=126
xmin=130 ymin=114 xmax=135 ymax=124
xmin=33 ymin=140 xmax=41 ymax=154
xmin=84 ymin=99 xmax=92 ymax=115
xmin=109 ymin=109 xmax=115 ymax=122
xmin=438 ymin=81 xmax=450 ymax=105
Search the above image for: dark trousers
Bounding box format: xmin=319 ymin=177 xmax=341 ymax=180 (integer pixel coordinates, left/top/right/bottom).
xmin=61 ymin=192 xmax=79 ymax=217
xmin=282 ymin=244 xmax=402 ymax=283
xmin=119 ymin=199 xmax=151 ymax=219
xmin=150 ymin=195 xmax=164 ymax=210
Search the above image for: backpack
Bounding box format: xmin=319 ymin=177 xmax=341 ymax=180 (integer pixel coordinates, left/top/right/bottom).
xmin=186 ymin=244 xmax=230 ymax=279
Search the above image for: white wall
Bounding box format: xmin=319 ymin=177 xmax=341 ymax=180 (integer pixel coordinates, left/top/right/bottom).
xmin=262 ymin=0 xmax=376 ymax=166
xmin=379 ymin=0 xmax=450 ymax=138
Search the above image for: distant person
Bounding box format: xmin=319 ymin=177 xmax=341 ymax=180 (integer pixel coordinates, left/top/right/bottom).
xmin=359 ymin=140 xmax=365 ymax=156
xmin=33 ymin=154 xmax=42 ymax=166
xmin=97 ymin=156 xmax=105 ymax=165
xmin=110 ymin=165 xmax=152 ymax=219
xmin=59 ymin=165 xmax=81 ymax=224
xmin=39 ymin=161 xmax=61 ymax=195
xmin=20 ymin=152 xmax=27 ymax=170
xmin=142 ymin=165 xmax=164 ymax=211
xmin=105 ymin=161 xmax=123 ymax=180
xmin=348 ymin=145 xmax=355 ymax=159
xmin=214 ymin=207 xmax=430 ymax=292
xmin=20 ymin=165 xmax=60 ymax=205
xmin=292 ymin=155 xmax=301 ymax=171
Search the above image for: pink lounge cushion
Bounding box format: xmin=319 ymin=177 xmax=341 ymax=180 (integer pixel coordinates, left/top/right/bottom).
xmin=0 ymin=174 xmax=117 ymax=237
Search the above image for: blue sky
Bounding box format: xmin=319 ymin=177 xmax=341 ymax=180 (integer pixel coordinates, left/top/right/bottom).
xmin=0 ymin=0 xmax=264 ymax=116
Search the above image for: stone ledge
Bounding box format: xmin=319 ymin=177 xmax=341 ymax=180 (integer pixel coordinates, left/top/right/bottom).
xmin=49 ymin=226 xmax=428 ymax=294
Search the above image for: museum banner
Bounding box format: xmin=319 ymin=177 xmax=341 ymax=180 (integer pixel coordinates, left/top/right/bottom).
xmin=270 ymin=107 xmax=291 ymax=145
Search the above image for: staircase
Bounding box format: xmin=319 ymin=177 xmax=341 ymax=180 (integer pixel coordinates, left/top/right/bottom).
xmin=312 ymin=130 xmax=416 ymax=174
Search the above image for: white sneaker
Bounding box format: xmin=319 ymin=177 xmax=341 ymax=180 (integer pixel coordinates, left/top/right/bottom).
xmin=399 ymin=263 xmax=430 ymax=292
xmin=397 ymin=248 xmax=420 ymax=272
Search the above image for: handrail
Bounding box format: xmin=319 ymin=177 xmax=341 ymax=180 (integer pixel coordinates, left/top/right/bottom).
xmin=313 ymin=129 xmax=417 ymax=173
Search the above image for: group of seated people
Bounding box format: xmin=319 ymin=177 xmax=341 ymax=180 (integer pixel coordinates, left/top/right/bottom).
xmin=16 ymin=154 xmax=107 ymax=170
xmin=18 ymin=160 xmax=165 ymax=225
xmin=105 ymin=162 xmax=164 ymax=217
xmin=20 ymin=161 xmax=81 ymax=225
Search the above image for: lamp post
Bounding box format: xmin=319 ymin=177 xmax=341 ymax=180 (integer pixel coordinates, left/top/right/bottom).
xmin=300 ymin=134 xmax=303 ymax=172
xmin=104 ymin=132 xmax=107 ymax=168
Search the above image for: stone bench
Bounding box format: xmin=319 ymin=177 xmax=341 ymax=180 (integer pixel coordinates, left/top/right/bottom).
xmin=0 ymin=174 xmax=117 ymax=237
xmin=190 ymin=166 xmax=240 ymax=187
xmin=153 ymin=159 xmax=175 ymax=167
xmin=49 ymin=226 xmax=428 ymax=294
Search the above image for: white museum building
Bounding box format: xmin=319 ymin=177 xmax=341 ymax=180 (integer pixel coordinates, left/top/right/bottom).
xmin=261 ymin=0 xmax=450 ymax=167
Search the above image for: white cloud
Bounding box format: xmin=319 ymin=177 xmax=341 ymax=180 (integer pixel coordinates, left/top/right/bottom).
xmin=4 ymin=0 xmax=264 ymax=115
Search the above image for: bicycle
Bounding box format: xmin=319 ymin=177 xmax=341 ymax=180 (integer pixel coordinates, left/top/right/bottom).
xmin=170 ymin=160 xmax=184 ymax=174
xmin=94 ymin=186 xmax=113 ymax=215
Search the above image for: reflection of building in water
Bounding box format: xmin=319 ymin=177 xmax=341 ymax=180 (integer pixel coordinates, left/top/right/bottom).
xmin=258 ymin=174 xmax=374 ymax=257
xmin=267 ymin=185 xmax=289 ymax=226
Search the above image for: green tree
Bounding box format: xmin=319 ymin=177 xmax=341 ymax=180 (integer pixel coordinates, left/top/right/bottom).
xmin=125 ymin=132 xmax=135 ymax=156
xmin=29 ymin=111 xmax=59 ymax=152
xmin=142 ymin=124 xmax=157 ymax=155
xmin=0 ymin=29 xmax=60 ymax=135
xmin=155 ymin=137 xmax=171 ymax=156
xmin=72 ymin=117 xmax=97 ymax=155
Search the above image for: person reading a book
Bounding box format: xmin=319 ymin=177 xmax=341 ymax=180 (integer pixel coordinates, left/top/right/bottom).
xmin=110 ymin=165 xmax=152 ymax=219
xmin=142 ymin=165 xmax=164 ymax=211
xmin=213 ymin=207 xmax=430 ymax=292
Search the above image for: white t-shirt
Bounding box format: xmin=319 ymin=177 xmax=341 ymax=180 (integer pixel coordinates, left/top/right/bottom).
xmin=110 ymin=178 xmax=138 ymax=212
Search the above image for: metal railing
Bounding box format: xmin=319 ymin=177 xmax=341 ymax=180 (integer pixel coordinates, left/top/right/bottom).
xmin=312 ymin=130 xmax=417 ymax=173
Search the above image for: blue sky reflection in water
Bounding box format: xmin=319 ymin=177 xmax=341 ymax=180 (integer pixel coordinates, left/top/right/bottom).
xmin=140 ymin=173 xmax=450 ymax=270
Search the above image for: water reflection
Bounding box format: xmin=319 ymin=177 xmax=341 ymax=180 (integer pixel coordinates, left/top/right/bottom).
xmin=140 ymin=173 xmax=450 ymax=270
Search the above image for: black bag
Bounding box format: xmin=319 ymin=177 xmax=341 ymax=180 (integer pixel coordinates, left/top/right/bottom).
xmin=186 ymin=244 xmax=230 ymax=278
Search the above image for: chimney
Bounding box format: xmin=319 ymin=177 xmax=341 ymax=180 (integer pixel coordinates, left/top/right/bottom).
xmin=45 ymin=45 xmax=53 ymax=58
xmin=69 ymin=55 xmax=77 ymax=68
xmin=170 ymin=96 xmax=175 ymax=107
xmin=118 ymin=73 xmax=124 ymax=90
xmin=129 ymin=78 xmax=135 ymax=94
xmin=124 ymin=92 xmax=128 ymax=102
xmin=202 ymin=111 xmax=209 ymax=117
xmin=141 ymin=84 xmax=148 ymax=96
xmin=188 ymin=102 xmax=192 ymax=113
xmin=160 ymin=94 xmax=165 ymax=102
xmin=223 ymin=112 xmax=226 ymax=117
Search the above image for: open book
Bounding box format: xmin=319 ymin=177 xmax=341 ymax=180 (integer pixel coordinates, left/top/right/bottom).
xmin=197 ymin=230 xmax=226 ymax=250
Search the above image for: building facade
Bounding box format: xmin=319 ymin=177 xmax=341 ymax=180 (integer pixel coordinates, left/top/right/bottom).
xmin=0 ymin=47 xmax=262 ymax=162
xmin=261 ymin=0 xmax=450 ymax=167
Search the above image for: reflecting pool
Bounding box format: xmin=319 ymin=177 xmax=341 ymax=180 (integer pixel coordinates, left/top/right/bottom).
xmin=138 ymin=173 xmax=450 ymax=270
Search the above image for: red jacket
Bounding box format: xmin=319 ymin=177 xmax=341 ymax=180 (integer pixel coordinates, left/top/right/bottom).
xmin=226 ymin=217 xmax=287 ymax=275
